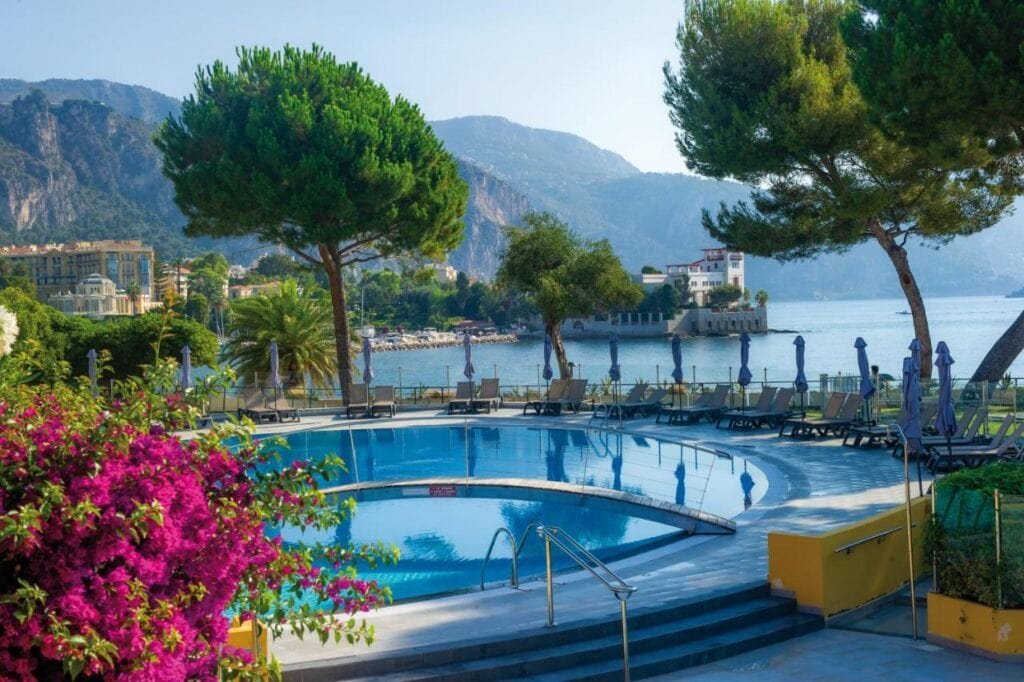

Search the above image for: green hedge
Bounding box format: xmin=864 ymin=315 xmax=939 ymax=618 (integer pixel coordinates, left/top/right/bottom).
xmin=931 ymin=462 xmax=1024 ymax=608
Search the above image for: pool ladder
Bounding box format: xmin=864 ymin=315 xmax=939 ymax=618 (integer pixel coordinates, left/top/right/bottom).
xmin=480 ymin=524 xmax=637 ymax=681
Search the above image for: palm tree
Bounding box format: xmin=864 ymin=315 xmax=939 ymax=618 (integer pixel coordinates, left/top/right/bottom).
xmin=125 ymin=281 xmax=142 ymax=316
xmin=224 ymin=280 xmax=337 ymax=388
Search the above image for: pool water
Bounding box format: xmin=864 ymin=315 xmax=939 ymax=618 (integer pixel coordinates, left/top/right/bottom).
xmin=267 ymin=424 xmax=767 ymax=601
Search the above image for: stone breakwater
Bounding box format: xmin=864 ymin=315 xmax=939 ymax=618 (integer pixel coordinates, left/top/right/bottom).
xmin=372 ymin=334 xmax=519 ymax=352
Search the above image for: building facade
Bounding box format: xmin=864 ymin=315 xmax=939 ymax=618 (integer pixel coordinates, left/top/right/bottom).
xmin=665 ymin=248 xmax=745 ymax=306
xmin=0 ymin=240 xmax=155 ymax=303
xmin=49 ymin=274 xmax=148 ymax=318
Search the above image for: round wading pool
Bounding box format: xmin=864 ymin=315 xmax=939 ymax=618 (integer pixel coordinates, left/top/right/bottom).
xmin=267 ymin=424 xmax=766 ymax=601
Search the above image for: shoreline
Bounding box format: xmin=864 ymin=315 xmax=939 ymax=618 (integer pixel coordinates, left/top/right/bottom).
xmin=372 ymin=334 xmax=519 ymax=352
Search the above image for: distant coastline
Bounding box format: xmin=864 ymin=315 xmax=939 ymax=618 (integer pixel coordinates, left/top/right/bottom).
xmin=372 ymin=334 xmax=518 ymax=352
xmin=1008 ymin=287 xmax=1024 ymax=299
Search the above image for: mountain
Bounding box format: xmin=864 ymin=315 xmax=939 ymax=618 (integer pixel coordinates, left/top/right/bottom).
xmin=1 ymin=78 xmax=1022 ymax=301
xmin=0 ymin=78 xmax=181 ymax=124
xmin=430 ymin=115 xmax=1024 ymax=300
xmin=447 ymin=160 xmax=532 ymax=278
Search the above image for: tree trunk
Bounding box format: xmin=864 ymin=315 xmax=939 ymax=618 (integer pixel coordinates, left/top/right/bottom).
xmin=970 ymin=308 xmax=1024 ymax=383
xmin=545 ymin=320 xmax=571 ymax=379
xmin=320 ymin=245 xmax=354 ymax=404
xmin=867 ymin=221 xmax=933 ymax=378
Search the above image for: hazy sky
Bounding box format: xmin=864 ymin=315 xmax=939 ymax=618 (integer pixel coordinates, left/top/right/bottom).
xmin=3 ymin=0 xmax=690 ymax=173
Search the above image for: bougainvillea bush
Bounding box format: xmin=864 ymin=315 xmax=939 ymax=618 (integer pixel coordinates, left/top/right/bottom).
xmin=0 ymin=356 xmax=396 ymax=680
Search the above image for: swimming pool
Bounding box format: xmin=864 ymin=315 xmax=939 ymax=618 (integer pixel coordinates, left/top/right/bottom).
xmin=268 ymin=424 xmax=767 ymax=601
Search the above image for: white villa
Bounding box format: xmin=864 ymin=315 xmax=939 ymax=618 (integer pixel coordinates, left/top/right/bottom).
xmin=642 ymin=248 xmax=746 ymax=307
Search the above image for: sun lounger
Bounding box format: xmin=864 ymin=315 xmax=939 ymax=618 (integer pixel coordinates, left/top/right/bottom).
xmin=630 ymin=387 xmax=671 ymax=417
xmin=472 ymin=378 xmax=502 ymax=413
xmin=370 ymin=385 xmax=397 ymax=417
xmin=544 ymin=379 xmax=589 ymax=415
xmin=919 ymin=406 xmax=983 ymax=448
xmin=657 ymin=384 xmax=731 ymax=425
xmin=779 ymin=392 xmax=846 ymax=438
xmin=924 ymin=414 xmax=1022 ymax=472
xmin=716 ymin=387 xmax=777 ymax=429
xmin=447 ymin=381 xmax=475 ymax=414
xmin=346 ymin=383 xmax=370 ymax=419
xmin=524 ymin=379 xmax=568 ymax=415
xmin=238 ymin=388 xmax=278 ymax=424
xmin=267 ymin=396 xmax=300 ymax=422
xmin=596 ymin=383 xmax=648 ymax=419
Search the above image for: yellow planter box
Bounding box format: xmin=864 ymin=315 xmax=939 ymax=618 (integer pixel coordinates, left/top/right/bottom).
xmin=927 ymin=592 xmax=1024 ymax=662
xmin=768 ymin=497 xmax=930 ymax=618
xmin=227 ymin=618 xmax=268 ymax=661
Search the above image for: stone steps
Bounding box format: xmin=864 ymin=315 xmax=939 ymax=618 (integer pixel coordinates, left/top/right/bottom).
xmin=283 ymin=582 xmax=823 ymax=681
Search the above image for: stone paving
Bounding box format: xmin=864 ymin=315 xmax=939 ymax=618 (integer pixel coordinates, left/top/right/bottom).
xmin=257 ymin=407 xmax=1014 ymax=676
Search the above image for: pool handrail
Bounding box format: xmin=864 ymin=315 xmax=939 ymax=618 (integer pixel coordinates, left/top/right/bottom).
xmin=479 ymin=522 xmax=543 ymax=591
xmin=537 ymin=524 xmax=636 ymax=681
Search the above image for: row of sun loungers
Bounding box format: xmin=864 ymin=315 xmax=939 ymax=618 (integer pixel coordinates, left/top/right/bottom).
xmin=657 ymin=384 xmax=731 ymax=425
xmin=716 ymin=387 xmax=797 ymax=430
xmin=237 ymin=388 xmax=301 ymax=424
xmin=448 ymin=378 xmax=502 ymax=414
xmin=924 ymin=413 xmax=1024 ymax=473
xmin=523 ymin=379 xmax=589 ymax=415
xmin=778 ymin=392 xmax=863 ymax=438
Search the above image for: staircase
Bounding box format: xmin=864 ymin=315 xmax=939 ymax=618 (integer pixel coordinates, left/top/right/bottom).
xmin=282 ymin=582 xmax=822 ymax=681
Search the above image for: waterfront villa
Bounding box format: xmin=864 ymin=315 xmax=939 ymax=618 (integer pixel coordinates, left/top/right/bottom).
xmin=642 ymin=248 xmax=746 ymax=307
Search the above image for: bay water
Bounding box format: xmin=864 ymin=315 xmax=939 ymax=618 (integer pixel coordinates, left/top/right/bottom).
xmin=366 ymin=296 xmax=1024 ymax=389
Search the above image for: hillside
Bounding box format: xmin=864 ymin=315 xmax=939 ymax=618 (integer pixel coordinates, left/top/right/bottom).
xmin=0 ymin=79 xmax=1022 ymax=300
xmin=0 ymin=78 xmax=181 ymax=124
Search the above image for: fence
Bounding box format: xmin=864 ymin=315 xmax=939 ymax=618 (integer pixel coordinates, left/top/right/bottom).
xmin=187 ymin=373 xmax=1021 ymax=421
xmin=932 ymin=486 xmax=1024 ymax=609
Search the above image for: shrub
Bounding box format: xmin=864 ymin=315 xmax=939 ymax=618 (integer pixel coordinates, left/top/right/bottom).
xmin=929 ymin=462 xmax=1024 ymax=609
xmin=0 ymin=357 xmax=395 ymax=680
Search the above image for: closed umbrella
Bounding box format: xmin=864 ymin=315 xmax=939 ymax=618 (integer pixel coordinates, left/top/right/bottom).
xmin=737 ymin=333 xmax=752 ymax=410
xmin=909 ymin=338 xmax=923 ymax=375
xmin=269 ymin=340 xmax=282 ymax=398
xmin=901 ymin=356 xmax=923 ymax=455
xmin=180 ymin=344 xmax=193 ymax=391
xmin=934 ymin=341 xmax=957 ymax=471
xmin=462 ymin=333 xmax=475 ymax=381
xmin=671 ymin=334 xmax=684 ymax=408
xmin=608 ymin=335 xmax=621 ymax=403
xmin=794 ymin=335 xmax=808 ymax=413
xmin=362 ymin=336 xmax=374 ymax=385
xmin=855 ymin=337 xmax=875 ymax=422
xmin=87 ymin=348 xmax=98 ymax=397
xmin=542 ymin=335 xmax=554 ymax=382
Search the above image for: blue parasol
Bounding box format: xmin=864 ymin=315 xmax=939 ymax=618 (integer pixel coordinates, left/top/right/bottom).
xmin=180 ymin=344 xmax=193 ymax=391
xmin=901 ymin=356 xmax=923 ymax=455
xmin=671 ymin=334 xmax=684 ymax=408
xmin=855 ymin=337 xmax=875 ymax=399
xmin=362 ymin=336 xmax=375 ymax=385
xmin=542 ymin=335 xmax=554 ymax=382
xmin=934 ymin=341 xmax=957 ymax=469
xmin=87 ymin=348 xmax=98 ymax=397
xmin=608 ymin=335 xmax=621 ymax=382
xmin=738 ymin=333 xmax=752 ymax=409
xmin=269 ymin=340 xmax=282 ymax=396
xmin=462 ymin=333 xmax=474 ymax=381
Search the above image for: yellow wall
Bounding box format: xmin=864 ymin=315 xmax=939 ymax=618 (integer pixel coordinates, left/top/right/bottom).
xmin=928 ymin=592 xmax=1024 ymax=661
xmin=768 ymin=497 xmax=930 ymax=618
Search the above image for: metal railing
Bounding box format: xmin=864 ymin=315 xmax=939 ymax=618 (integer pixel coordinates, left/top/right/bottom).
xmin=479 ymin=522 xmax=542 ymax=591
xmin=833 ymin=526 xmax=903 ymax=555
xmin=537 ymin=525 xmax=636 ymax=682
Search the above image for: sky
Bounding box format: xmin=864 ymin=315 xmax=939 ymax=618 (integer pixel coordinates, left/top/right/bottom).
xmin=2 ymin=0 xmax=690 ymax=173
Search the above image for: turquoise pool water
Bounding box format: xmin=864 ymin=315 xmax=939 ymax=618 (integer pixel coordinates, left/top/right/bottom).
xmin=269 ymin=424 xmax=766 ymax=601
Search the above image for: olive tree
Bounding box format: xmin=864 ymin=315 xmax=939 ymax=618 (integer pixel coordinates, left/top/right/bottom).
xmin=156 ymin=45 xmax=467 ymax=402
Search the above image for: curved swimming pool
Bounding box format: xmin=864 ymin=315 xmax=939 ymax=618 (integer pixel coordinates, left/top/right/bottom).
xmin=269 ymin=424 xmax=767 ymax=601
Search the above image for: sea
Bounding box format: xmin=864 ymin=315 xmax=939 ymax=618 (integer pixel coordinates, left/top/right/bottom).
xmin=362 ymin=296 xmax=1024 ymax=390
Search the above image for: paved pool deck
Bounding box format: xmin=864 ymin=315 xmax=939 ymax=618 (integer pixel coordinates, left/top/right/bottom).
xmin=245 ymin=408 xmax=1020 ymax=679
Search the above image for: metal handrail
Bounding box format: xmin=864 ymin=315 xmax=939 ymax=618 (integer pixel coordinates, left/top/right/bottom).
xmin=537 ymin=525 xmax=636 ymax=681
xmin=480 ymin=527 xmax=519 ymax=591
xmin=479 ymin=522 xmax=542 ymax=591
xmin=833 ymin=526 xmax=903 ymax=554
